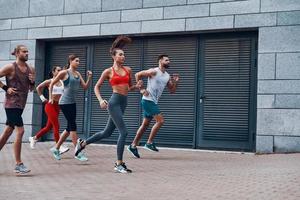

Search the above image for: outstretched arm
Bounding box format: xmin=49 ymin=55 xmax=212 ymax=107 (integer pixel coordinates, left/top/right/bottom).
xmin=167 ymin=74 xmax=179 ymax=94
xmin=79 ymin=70 xmax=92 ymax=90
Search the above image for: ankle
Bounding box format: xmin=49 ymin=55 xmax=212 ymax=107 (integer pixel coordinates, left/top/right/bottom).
xmin=81 ymin=141 xmax=86 ymax=148
xmin=116 ymin=160 xmax=123 ymax=165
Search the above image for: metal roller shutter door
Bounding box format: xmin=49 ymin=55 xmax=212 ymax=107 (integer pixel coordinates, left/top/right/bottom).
xmin=45 ymin=44 xmax=88 ymax=139
xmin=198 ymin=35 xmax=255 ymax=150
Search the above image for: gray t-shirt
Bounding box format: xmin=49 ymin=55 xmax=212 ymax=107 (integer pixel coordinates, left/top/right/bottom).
xmin=142 ymin=67 xmax=170 ymax=104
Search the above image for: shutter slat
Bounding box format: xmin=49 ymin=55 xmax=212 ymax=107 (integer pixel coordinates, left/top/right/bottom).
xmin=202 ymin=38 xmax=252 ymax=142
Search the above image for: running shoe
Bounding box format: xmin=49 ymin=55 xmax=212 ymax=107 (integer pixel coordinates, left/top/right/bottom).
xmin=74 ymin=138 xmax=85 ymax=156
xmin=74 ymin=151 xmax=88 ymax=162
xmin=29 ymin=136 xmax=37 ymax=149
xmin=50 ymin=147 xmax=61 ymax=160
xmin=14 ymin=163 xmax=31 ymax=174
xmin=127 ymin=145 xmax=140 ymax=158
xmin=144 ymin=143 xmax=159 ymax=152
xmin=59 ymin=145 xmax=70 ymax=155
xmin=114 ymin=162 xmax=132 ymax=173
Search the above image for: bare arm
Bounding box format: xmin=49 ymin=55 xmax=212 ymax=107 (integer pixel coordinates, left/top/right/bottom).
xmin=28 ymin=66 xmax=36 ymax=91
xmin=167 ymin=74 xmax=179 ymax=94
xmin=79 ymin=70 xmax=92 ymax=90
xmin=0 ymin=64 xmax=16 ymax=94
xmin=135 ymin=68 xmax=156 ymax=95
xmin=36 ymin=80 xmax=51 ymax=96
xmin=0 ymin=81 xmax=6 ymax=89
xmin=49 ymin=70 xmax=67 ymax=103
xmin=94 ymin=69 xmax=110 ymax=109
xmin=0 ymin=64 xmax=13 ymax=78
xmin=135 ymin=68 xmax=156 ymax=83
xmin=127 ymin=67 xmax=142 ymax=91
xmin=36 ymin=79 xmax=51 ymax=102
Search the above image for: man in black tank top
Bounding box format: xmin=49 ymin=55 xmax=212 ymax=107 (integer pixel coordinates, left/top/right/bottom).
xmin=0 ymin=45 xmax=35 ymax=174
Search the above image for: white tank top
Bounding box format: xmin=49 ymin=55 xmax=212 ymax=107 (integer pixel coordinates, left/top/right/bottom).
xmin=142 ymin=67 xmax=170 ymax=104
xmin=52 ymin=79 xmax=64 ymax=95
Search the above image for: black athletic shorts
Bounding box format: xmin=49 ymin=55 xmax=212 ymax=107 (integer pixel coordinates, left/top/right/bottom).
xmin=5 ymin=108 xmax=24 ymax=128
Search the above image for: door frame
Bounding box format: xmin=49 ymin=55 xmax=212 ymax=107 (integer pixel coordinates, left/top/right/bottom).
xmin=195 ymin=31 xmax=258 ymax=151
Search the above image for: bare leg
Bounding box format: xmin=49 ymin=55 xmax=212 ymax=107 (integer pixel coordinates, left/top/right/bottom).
xmin=0 ymin=126 xmax=14 ymax=150
xmin=55 ymin=130 xmax=70 ymax=149
xmin=14 ymin=126 xmax=25 ymax=165
xmin=132 ymin=118 xmax=151 ymax=147
xmin=147 ymin=114 xmax=164 ymax=144
xmin=70 ymin=131 xmax=78 ymax=147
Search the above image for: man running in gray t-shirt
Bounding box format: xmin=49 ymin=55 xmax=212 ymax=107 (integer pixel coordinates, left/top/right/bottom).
xmin=127 ymin=54 xmax=179 ymax=158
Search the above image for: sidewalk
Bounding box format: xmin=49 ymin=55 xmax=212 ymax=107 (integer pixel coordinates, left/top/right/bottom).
xmin=0 ymin=142 xmax=299 ymax=200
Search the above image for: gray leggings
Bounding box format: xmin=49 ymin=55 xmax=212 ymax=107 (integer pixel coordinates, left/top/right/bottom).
xmin=86 ymin=93 xmax=128 ymax=160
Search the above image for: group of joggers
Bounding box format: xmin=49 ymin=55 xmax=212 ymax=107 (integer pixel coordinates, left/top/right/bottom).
xmin=0 ymin=36 xmax=179 ymax=174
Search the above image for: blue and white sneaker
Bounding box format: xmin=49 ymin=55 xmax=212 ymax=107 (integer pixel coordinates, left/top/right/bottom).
xmin=114 ymin=162 xmax=132 ymax=173
xmin=50 ymin=147 xmax=61 ymax=160
xmin=144 ymin=143 xmax=159 ymax=152
xmin=14 ymin=163 xmax=31 ymax=174
xmin=75 ymin=151 xmax=88 ymax=162
xmin=75 ymin=138 xmax=85 ymax=156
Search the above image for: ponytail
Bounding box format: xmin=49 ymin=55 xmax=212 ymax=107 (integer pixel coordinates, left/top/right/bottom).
xmin=110 ymin=36 xmax=132 ymax=56
xmin=49 ymin=66 xmax=60 ymax=78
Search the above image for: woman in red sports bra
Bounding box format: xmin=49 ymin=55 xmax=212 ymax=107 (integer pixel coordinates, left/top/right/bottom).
xmin=75 ymin=36 xmax=142 ymax=173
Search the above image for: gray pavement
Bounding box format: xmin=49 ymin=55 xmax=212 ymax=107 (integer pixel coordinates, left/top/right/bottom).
xmin=0 ymin=142 xmax=300 ymax=200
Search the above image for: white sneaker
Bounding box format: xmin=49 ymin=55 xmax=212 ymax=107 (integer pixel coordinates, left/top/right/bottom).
xmin=29 ymin=137 xmax=37 ymax=149
xmin=59 ymin=145 xmax=70 ymax=155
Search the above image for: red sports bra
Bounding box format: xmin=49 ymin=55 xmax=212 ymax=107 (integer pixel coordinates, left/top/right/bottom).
xmin=109 ymin=66 xmax=130 ymax=86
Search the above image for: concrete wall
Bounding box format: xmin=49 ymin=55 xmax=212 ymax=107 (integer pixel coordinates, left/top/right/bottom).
xmin=0 ymin=0 xmax=299 ymax=152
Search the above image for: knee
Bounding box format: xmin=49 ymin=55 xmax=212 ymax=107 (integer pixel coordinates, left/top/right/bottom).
xmin=16 ymin=130 xmax=25 ymax=139
xmin=120 ymin=130 xmax=128 ymax=139
xmin=141 ymin=121 xmax=150 ymax=129
xmin=156 ymin=118 xmax=164 ymax=126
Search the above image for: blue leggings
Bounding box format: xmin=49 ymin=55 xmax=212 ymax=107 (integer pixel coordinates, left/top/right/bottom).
xmin=86 ymin=93 xmax=128 ymax=160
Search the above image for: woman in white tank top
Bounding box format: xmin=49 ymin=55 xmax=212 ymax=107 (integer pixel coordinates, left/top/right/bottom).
xmin=28 ymin=66 xmax=69 ymax=154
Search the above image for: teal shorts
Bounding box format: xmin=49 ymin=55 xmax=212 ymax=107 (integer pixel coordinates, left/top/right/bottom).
xmin=141 ymin=99 xmax=161 ymax=119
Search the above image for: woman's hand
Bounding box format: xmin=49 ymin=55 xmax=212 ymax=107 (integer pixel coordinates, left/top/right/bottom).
xmin=48 ymin=97 xmax=54 ymax=104
xmin=100 ymin=99 xmax=108 ymax=109
xmin=87 ymin=70 xmax=92 ymax=78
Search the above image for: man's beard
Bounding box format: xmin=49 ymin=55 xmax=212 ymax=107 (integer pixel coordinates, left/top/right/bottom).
xmin=20 ymin=56 xmax=28 ymax=62
xmin=163 ymin=64 xmax=170 ymax=68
